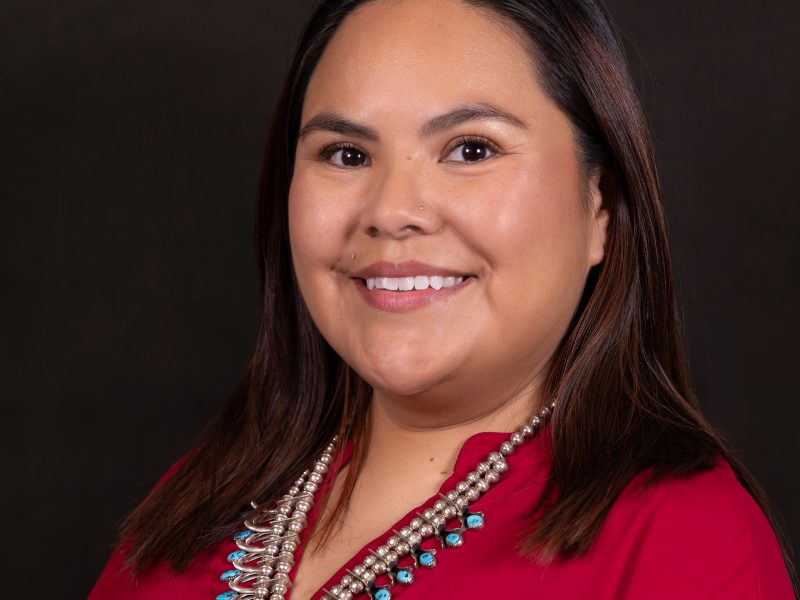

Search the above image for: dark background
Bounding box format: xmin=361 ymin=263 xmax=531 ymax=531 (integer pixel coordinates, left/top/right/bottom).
xmin=1 ymin=1 xmax=798 ymax=597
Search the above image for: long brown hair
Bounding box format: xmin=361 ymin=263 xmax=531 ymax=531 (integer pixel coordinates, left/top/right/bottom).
xmin=119 ymin=0 xmax=796 ymax=589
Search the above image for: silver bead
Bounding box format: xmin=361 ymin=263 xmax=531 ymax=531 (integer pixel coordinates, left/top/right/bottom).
xmin=372 ymin=561 xmax=387 ymax=575
xmin=376 ymin=545 xmax=389 ymax=556
xmin=530 ymin=415 xmax=541 ymax=428
xmin=487 ymin=451 xmax=503 ymax=463
xmin=362 ymin=556 xmax=375 ymax=567
xmin=313 ymin=462 xmax=328 ymax=474
xmin=493 ymin=460 xmax=509 ymax=473
xmin=264 ymin=545 xmax=279 ymax=556
xmin=510 ymin=432 xmax=525 ymax=446
xmin=485 ymin=469 xmax=501 ymax=483
xmin=423 ymin=508 xmax=436 ymax=520
xmin=408 ymin=531 xmax=422 ymax=544
xmin=319 ymin=453 xmax=332 ymax=464
xmin=446 ymin=490 xmax=459 ymax=501
xmin=431 ymin=514 xmax=445 ymax=527
xmin=275 ymin=562 xmax=292 ymax=574
xmin=465 ymin=487 xmax=480 ymax=501
xmin=476 ymin=479 xmax=491 ymax=492
xmin=476 ymin=461 xmax=491 ymax=474
xmin=330 ymin=585 xmax=343 ymax=595
xmin=325 ymin=444 xmax=336 ymax=453
xmin=466 ymin=471 xmax=480 ymax=483
xmin=399 ymin=526 xmax=412 ymax=538
xmin=271 ymin=583 xmax=288 ymax=595
xmin=271 ymin=525 xmax=286 ymax=535
xmin=433 ymin=499 xmax=446 ymax=512
xmin=419 ymin=523 xmax=434 ymax=537
xmin=287 ymin=521 xmax=303 ymax=533
xmin=409 ymin=518 xmax=423 ymax=530
xmin=268 ymin=595 xmax=282 ymax=600
xmin=340 ymin=575 xmax=353 ymax=586
xmin=288 ymin=487 xmax=300 ymax=496
xmin=362 ymin=569 xmax=376 ymax=581
xmin=254 ymin=589 xmax=268 ymax=598
xmin=396 ymin=542 xmax=410 ymax=555
xmin=352 ymin=565 xmax=365 ymax=576
xmin=386 ymin=551 xmax=398 ymax=563
xmin=282 ymin=541 xmax=297 ymax=552
xmin=443 ymin=505 xmax=457 ymax=519
xmin=338 ymin=591 xmax=353 ymax=600
xmin=295 ymin=500 xmax=311 ymax=513
xmin=260 ymin=566 xmax=274 ymax=576
xmin=308 ymin=472 xmax=323 ymax=484
xmin=539 ymin=406 xmax=551 ymax=418
xmin=303 ymin=482 xmax=318 ymax=493
xmin=500 ymin=441 xmax=515 ymax=455
xmin=348 ymin=580 xmax=364 ymax=594
xmin=387 ymin=535 xmax=399 ymax=547
xmin=456 ymin=481 xmax=469 ymax=494
xmin=520 ymin=424 xmax=534 ymax=437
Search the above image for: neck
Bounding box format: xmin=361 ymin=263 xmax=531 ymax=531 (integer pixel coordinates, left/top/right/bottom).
xmin=363 ymin=380 xmax=545 ymax=475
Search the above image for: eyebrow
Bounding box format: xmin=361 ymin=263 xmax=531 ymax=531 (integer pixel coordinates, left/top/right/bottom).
xmin=297 ymin=102 xmax=527 ymax=142
xmin=420 ymin=102 xmax=527 ymax=136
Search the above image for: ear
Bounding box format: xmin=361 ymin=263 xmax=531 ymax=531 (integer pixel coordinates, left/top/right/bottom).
xmin=586 ymin=170 xmax=609 ymax=267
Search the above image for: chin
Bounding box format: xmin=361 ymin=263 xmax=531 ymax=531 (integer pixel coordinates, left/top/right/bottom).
xmin=361 ymin=363 xmax=446 ymax=400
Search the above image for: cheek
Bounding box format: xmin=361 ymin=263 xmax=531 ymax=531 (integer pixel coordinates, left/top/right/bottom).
xmin=288 ymin=174 xmax=353 ymax=273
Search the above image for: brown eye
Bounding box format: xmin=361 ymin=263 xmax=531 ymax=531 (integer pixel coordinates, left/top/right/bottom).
xmin=322 ymin=144 xmax=371 ymax=168
xmin=444 ymin=137 xmax=500 ymax=163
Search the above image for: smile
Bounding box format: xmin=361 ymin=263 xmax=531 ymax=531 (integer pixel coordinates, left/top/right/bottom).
xmin=365 ymin=275 xmax=466 ymax=291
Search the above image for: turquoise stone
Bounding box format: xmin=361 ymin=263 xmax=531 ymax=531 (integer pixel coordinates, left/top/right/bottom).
xmin=466 ymin=514 xmax=484 ymax=529
xmin=233 ymin=530 xmax=250 ymax=540
xmin=396 ymin=568 xmax=414 ymax=584
xmin=445 ymin=532 xmax=463 ymax=547
xmin=216 ymin=593 xmax=238 ymax=600
xmin=219 ymin=569 xmax=241 ymax=581
xmin=374 ymin=589 xmax=391 ymax=600
xmin=419 ymin=552 xmax=435 ymax=567
xmin=227 ymin=550 xmax=246 ymax=562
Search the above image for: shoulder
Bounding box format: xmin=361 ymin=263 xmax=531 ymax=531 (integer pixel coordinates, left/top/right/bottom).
xmin=593 ymin=458 xmax=794 ymax=599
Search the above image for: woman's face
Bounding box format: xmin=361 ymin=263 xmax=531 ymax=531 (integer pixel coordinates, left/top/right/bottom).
xmin=289 ymin=0 xmax=608 ymax=409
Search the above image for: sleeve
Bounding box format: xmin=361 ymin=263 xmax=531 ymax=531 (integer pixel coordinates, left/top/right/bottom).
xmin=614 ymin=461 xmax=795 ymax=599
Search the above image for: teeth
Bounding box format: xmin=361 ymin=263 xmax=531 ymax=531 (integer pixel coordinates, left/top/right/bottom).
xmin=367 ymin=275 xmax=466 ymax=291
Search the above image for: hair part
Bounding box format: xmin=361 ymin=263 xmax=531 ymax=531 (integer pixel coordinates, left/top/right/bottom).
xmin=119 ymin=0 xmax=797 ymax=592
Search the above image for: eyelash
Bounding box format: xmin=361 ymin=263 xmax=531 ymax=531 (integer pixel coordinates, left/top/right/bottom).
xmin=445 ymin=135 xmax=501 ymax=161
xmin=316 ymin=135 xmax=502 ymax=166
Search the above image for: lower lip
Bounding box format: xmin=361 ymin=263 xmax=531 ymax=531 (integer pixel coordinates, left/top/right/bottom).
xmin=352 ymin=277 xmax=473 ymax=312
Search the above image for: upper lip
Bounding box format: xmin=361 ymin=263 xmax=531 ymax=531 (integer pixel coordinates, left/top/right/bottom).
xmin=351 ymin=260 xmax=472 ymax=279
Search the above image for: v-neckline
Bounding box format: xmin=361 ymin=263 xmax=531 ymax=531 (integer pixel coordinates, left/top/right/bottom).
xmin=286 ymin=429 xmax=552 ymax=600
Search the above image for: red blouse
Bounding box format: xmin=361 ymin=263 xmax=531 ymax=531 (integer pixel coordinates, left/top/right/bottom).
xmin=89 ymin=427 xmax=794 ymax=599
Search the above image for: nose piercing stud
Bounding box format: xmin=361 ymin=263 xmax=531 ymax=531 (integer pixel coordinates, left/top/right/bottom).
xmin=418 ymin=205 xmax=425 ymax=210
xmin=351 ymin=253 xmax=357 ymax=261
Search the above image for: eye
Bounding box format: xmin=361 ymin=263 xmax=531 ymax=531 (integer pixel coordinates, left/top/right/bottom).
xmin=320 ymin=143 xmax=371 ymax=168
xmin=443 ymin=136 xmax=500 ymax=163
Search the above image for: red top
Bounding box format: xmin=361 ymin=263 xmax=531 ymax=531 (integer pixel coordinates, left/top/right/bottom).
xmin=89 ymin=427 xmax=794 ymax=599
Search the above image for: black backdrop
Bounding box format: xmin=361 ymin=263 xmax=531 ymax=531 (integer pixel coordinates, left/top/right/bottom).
xmin=1 ymin=1 xmax=798 ymax=597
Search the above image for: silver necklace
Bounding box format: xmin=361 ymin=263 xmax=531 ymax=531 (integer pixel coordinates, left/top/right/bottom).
xmin=217 ymin=400 xmax=556 ymax=600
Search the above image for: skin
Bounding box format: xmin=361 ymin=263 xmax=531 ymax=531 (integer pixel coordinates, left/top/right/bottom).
xmin=287 ymin=0 xmax=608 ymax=596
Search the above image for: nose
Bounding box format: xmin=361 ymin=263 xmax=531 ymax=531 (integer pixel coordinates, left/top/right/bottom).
xmin=360 ymin=163 xmax=441 ymax=239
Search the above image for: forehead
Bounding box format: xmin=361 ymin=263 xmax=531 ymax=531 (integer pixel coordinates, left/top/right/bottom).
xmin=303 ymin=0 xmax=542 ymax=120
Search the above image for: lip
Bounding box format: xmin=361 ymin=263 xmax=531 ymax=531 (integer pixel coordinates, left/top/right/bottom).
xmin=350 ymin=260 xmax=475 ymax=313
xmin=351 ymin=260 xmax=472 ymax=279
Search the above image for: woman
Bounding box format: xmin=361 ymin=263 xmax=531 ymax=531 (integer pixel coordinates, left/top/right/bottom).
xmin=90 ymin=0 xmax=796 ymax=598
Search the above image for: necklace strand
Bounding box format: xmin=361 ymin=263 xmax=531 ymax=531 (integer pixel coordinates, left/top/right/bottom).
xmin=217 ymin=400 xmax=556 ymax=600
